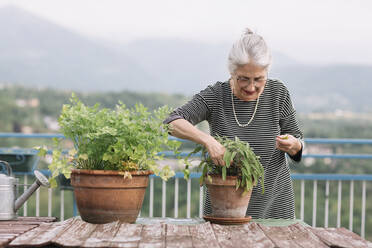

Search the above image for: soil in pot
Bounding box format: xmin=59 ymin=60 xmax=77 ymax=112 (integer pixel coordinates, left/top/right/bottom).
xmin=71 ymin=169 xmax=152 ymax=224
xmin=205 ymin=175 xmax=252 ymax=218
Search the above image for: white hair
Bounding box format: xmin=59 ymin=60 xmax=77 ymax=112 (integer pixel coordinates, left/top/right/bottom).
xmin=227 ymin=28 xmax=272 ymax=74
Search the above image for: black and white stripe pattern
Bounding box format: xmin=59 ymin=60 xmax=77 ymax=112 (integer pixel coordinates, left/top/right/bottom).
xmin=165 ymin=79 xmax=304 ymax=219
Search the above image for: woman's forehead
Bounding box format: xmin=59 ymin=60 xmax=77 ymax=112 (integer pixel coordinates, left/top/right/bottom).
xmin=235 ymin=63 xmax=267 ymax=76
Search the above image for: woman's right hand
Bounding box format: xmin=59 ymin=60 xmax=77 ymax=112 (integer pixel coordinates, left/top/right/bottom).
xmin=168 ymin=119 xmax=226 ymax=166
xmin=204 ymin=137 xmax=226 ymax=166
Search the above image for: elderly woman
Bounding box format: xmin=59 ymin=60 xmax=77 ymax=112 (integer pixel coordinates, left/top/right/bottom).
xmin=164 ymin=28 xmax=304 ymax=219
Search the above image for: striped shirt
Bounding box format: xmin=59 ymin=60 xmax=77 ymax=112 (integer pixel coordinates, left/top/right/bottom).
xmin=165 ymin=79 xmax=304 ymax=219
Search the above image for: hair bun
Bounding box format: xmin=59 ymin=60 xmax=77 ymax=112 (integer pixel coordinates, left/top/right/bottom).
xmin=243 ymin=28 xmax=254 ymax=35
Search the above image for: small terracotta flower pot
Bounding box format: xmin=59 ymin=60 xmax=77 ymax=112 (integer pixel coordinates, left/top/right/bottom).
xmin=205 ymin=175 xmax=252 ymax=218
xmin=71 ymin=169 xmax=152 ymax=224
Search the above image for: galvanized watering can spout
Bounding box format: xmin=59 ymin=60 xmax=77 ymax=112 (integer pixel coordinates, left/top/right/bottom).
xmin=14 ymin=170 xmax=50 ymax=211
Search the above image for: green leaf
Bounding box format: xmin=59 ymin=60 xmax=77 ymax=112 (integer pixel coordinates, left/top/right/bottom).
xmin=199 ymin=175 xmax=204 ymax=186
xmin=222 ymin=166 xmax=226 ymax=181
xmin=79 ymin=154 xmax=88 ymax=160
xmin=230 ymin=151 xmax=237 ymax=163
xmin=207 ymin=175 xmax=212 ymax=183
xmin=202 ymin=162 xmax=208 ymax=178
xmin=235 ymin=179 xmax=241 ymax=190
xmin=49 ymin=178 xmax=57 ymax=188
xmin=36 ymin=146 xmax=47 ymax=157
xmin=223 ymin=150 xmax=232 ymax=167
xmin=183 ymin=169 xmax=190 ymax=180
xmin=102 ymin=153 xmax=112 ymax=161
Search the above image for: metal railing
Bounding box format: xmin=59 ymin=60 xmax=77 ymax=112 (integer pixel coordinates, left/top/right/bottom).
xmin=1 ymin=133 xmax=372 ymax=239
xmin=291 ymin=174 xmax=372 ymax=239
xmin=8 ymin=172 xmax=372 ymax=239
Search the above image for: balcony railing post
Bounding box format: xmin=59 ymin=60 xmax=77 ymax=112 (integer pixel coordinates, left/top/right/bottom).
xmin=337 ymin=180 xmax=342 ymax=228
xmin=48 ymin=188 xmax=52 ymax=217
xmin=349 ymin=180 xmax=354 ymax=231
xmin=300 ymin=179 xmax=305 ymax=221
xmin=36 ymin=187 xmax=40 ymax=217
xmin=325 ymin=180 xmax=329 ymax=228
xmin=361 ymin=180 xmax=366 ymax=239
xmin=149 ymin=177 xmax=154 ymax=218
xmin=174 ymin=177 xmax=179 ymax=218
xmin=73 ymin=192 xmax=78 ymax=217
xmin=23 ymin=175 xmax=27 ymax=217
xmin=162 ymin=180 xmax=166 ymax=218
xmin=199 ymin=186 xmax=204 ymax=218
xmin=60 ymin=189 xmax=64 ymax=221
xmin=187 ymin=179 xmax=191 ymax=218
xmin=312 ymin=180 xmax=317 ymax=227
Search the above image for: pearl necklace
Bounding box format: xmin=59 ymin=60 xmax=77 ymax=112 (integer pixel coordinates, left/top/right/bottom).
xmin=231 ymin=86 xmax=260 ymax=127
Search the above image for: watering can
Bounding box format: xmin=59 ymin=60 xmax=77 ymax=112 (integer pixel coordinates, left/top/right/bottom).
xmin=0 ymin=160 xmax=50 ymax=220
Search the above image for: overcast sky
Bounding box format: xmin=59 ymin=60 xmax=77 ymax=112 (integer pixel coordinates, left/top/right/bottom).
xmin=1 ymin=0 xmax=372 ymax=65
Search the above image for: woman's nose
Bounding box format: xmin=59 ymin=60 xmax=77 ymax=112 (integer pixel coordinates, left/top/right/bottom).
xmin=247 ymin=81 xmax=256 ymax=91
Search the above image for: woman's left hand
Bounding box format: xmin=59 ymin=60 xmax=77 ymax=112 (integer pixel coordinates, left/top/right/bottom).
xmin=276 ymin=134 xmax=302 ymax=156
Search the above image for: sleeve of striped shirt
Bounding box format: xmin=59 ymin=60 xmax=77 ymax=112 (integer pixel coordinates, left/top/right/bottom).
xmin=163 ymin=85 xmax=215 ymax=125
xmin=279 ymin=86 xmax=304 ymax=162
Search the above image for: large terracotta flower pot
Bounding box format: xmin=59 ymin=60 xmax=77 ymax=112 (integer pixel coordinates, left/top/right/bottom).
xmin=205 ymin=175 xmax=252 ymax=218
xmin=71 ymin=169 xmax=152 ymax=224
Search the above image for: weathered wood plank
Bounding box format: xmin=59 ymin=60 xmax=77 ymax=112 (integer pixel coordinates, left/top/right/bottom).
xmin=0 ymin=225 xmax=37 ymax=234
xmin=0 ymin=217 xmax=57 ymax=225
xmin=258 ymin=224 xmax=302 ymax=248
xmin=286 ymin=224 xmax=328 ymax=248
xmin=239 ymin=223 xmax=275 ymax=248
xmin=0 ymin=234 xmax=17 ymax=239
xmin=15 ymin=217 xmax=57 ymax=222
xmin=210 ymin=224 xmax=232 ymax=248
xmin=212 ymin=223 xmax=275 ymax=248
xmin=0 ymin=234 xmax=17 ymax=248
xmin=110 ymin=223 xmax=142 ymax=248
xmin=0 ymin=217 xmax=57 ymax=248
xmin=82 ymin=221 xmax=121 ymax=248
xmin=336 ymin=228 xmax=372 ymax=247
xmin=8 ymin=223 xmax=54 ymax=247
xmin=0 ymin=223 xmax=38 ymax=228
xmin=189 ymin=222 xmax=220 ymax=248
xmin=9 ymin=218 xmax=74 ymax=247
xmin=52 ymin=218 xmax=97 ymax=247
xmin=310 ymin=227 xmax=353 ymax=247
xmin=310 ymin=227 xmax=372 ymax=248
xmin=138 ymin=223 xmax=165 ymax=248
xmin=166 ymin=224 xmax=192 ymax=248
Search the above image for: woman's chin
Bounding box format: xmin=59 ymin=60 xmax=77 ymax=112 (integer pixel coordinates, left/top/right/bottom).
xmin=241 ymin=91 xmax=257 ymax=101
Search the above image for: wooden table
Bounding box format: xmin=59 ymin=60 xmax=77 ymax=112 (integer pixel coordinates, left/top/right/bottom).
xmin=1 ymin=217 xmax=371 ymax=247
xmin=0 ymin=217 xmax=57 ymax=248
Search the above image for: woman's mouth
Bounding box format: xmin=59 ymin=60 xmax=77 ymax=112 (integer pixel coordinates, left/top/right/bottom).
xmin=242 ymin=89 xmax=255 ymax=95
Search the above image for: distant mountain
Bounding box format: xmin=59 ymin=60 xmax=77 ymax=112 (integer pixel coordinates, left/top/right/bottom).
xmin=108 ymin=41 xmax=372 ymax=113
xmin=1 ymin=5 xmax=372 ymax=113
xmin=0 ymin=6 xmax=153 ymax=92
xmin=270 ymin=65 xmax=372 ymax=113
xmin=120 ymin=39 xmax=300 ymax=94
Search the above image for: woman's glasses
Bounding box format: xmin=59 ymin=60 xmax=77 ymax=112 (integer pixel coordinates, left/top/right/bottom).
xmin=236 ymin=76 xmax=266 ymax=87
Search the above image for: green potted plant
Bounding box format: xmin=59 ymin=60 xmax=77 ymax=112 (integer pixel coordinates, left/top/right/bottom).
xmin=184 ymin=136 xmax=264 ymax=219
xmin=38 ymin=94 xmax=181 ymax=224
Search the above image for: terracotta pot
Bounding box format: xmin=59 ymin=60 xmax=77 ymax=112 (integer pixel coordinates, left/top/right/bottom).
xmin=71 ymin=169 xmax=152 ymax=224
xmin=205 ymin=175 xmax=252 ymax=218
